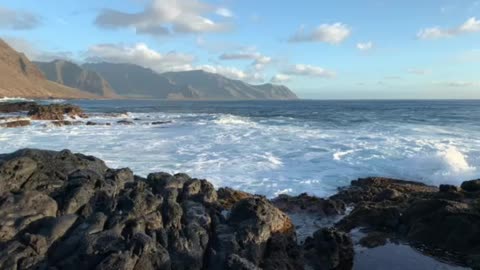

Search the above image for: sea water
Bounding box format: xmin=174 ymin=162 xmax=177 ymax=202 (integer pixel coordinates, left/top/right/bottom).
xmin=1 ymin=99 xmax=479 ymax=198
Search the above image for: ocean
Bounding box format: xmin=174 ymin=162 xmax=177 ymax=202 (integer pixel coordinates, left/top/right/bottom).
xmin=1 ymin=99 xmax=479 ymax=198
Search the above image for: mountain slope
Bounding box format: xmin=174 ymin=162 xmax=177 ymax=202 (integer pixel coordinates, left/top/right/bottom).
xmin=35 ymin=60 xmax=117 ymax=98
xmin=0 ymin=39 xmax=98 ymax=99
xmin=82 ymin=62 xmax=184 ymax=99
xmin=84 ymin=62 xmax=298 ymax=100
xmin=162 ymin=70 xmax=298 ymax=100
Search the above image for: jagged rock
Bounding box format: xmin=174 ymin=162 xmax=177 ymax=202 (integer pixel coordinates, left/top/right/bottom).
xmin=0 ymin=149 xmax=320 ymax=270
xmin=225 ymin=197 xmax=295 ymax=266
xmin=336 ymin=204 xmax=401 ymax=231
xmin=303 ymin=228 xmax=354 ymax=270
xmin=461 ymin=179 xmax=480 ymax=192
xmin=331 ymin=177 xmax=480 ymax=268
xmin=0 ymin=191 xmax=58 ymax=242
xmin=12 ymin=149 xmax=475 ymax=270
xmin=28 ymin=104 xmax=87 ymax=120
xmin=217 ymin=187 xmax=253 ymax=209
xmin=331 ymin=177 xmax=437 ymax=204
xmin=272 ymin=193 xmax=346 ymax=216
xmin=401 ymin=199 xmax=480 ymax=253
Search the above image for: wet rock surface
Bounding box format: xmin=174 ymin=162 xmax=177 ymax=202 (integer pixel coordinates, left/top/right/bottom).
xmin=332 ymin=177 xmax=480 ymax=269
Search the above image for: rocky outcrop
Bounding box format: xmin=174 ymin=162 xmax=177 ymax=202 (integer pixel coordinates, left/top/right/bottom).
xmin=27 ymin=104 xmax=87 ymax=120
xmin=332 ymin=177 xmax=480 ymax=268
xmin=303 ymin=228 xmax=353 ymax=270
xmin=0 ymin=149 xmax=337 ymax=270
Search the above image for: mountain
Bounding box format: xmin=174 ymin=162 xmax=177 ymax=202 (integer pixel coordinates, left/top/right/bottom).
xmin=0 ymin=39 xmax=97 ymax=99
xmin=82 ymin=62 xmax=182 ymax=99
xmin=34 ymin=60 xmax=117 ymax=98
xmin=162 ymin=70 xmax=298 ymax=100
xmin=84 ymin=62 xmax=298 ymax=100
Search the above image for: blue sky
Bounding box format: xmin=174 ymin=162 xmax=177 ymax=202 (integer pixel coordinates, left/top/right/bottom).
xmin=1 ymin=0 xmax=480 ymax=99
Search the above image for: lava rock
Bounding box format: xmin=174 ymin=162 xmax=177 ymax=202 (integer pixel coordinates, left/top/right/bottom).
xmin=303 ymin=228 xmax=354 ymax=270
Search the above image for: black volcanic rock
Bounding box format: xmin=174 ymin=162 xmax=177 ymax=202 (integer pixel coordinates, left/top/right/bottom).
xmin=332 ymin=177 xmax=480 ymax=268
xmin=0 ymin=149 xmax=317 ymax=270
xmin=2 ymin=149 xmax=475 ymax=269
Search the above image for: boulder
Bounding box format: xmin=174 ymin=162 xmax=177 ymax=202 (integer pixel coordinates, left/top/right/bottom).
xmin=461 ymin=179 xmax=480 ymax=192
xmin=0 ymin=191 xmax=58 ymax=242
xmin=272 ymin=193 xmax=346 ymax=216
xmin=303 ymin=228 xmax=354 ymax=270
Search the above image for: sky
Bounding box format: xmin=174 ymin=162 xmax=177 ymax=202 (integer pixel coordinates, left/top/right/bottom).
xmin=0 ymin=0 xmax=480 ymax=99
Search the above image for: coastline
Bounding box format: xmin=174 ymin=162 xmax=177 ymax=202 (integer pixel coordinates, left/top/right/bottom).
xmin=0 ymin=148 xmax=477 ymax=269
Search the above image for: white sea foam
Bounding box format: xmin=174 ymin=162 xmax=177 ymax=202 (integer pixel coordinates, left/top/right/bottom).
xmin=438 ymin=146 xmax=474 ymax=173
xmin=0 ymin=97 xmax=34 ymax=102
xmin=213 ymin=114 xmax=256 ymax=126
xmin=41 ymin=99 xmax=67 ymax=104
xmin=0 ymin=110 xmax=479 ymax=197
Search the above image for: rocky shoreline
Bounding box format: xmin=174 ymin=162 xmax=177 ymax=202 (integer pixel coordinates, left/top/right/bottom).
xmin=0 ymin=149 xmax=478 ymax=269
xmin=0 ymin=102 xmax=170 ymax=128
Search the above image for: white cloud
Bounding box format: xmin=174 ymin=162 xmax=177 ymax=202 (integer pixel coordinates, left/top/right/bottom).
xmin=95 ymin=0 xmax=231 ymax=36
xmin=283 ymin=64 xmax=336 ymax=78
xmin=0 ymin=6 xmax=40 ymax=30
xmin=84 ymin=43 xmax=266 ymax=83
xmin=356 ymin=41 xmax=373 ymax=51
xmin=215 ymin=8 xmax=233 ymax=18
xmin=85 ymin=43 xmax=195 ymax=73
xmin=199 ymin=65 xmax=265 ymax=83
xmin=289 ymin=23 xmax=351 ymax=44
xmin=219 ymin=50 xmax=272 ymax=70
xmin=270 ymin=74 xmax=291 ymax=84
xmin=417 ymin=17 xmax=480 ymax=40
